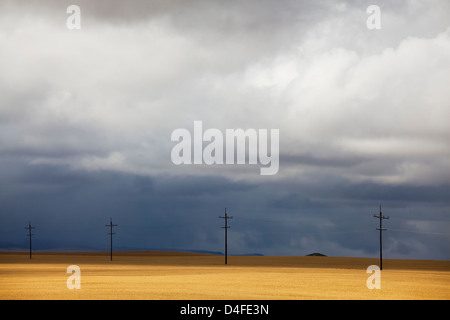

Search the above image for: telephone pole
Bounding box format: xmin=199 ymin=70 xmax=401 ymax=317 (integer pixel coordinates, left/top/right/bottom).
xmin=373 ymin=205 xmax=389 ymax=270
xmin=105 ymin=218 xmax=117 ymax=261
xmin=25 ymin=221 xmax=35 ymax=259
xmin=219 ymin=208 xmax=233 ymax=265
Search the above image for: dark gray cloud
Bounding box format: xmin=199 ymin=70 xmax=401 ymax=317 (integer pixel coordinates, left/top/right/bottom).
xmin=1 ymin=159 xmax=448 ymax=259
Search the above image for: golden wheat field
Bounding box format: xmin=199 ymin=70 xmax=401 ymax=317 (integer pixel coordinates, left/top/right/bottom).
xmin=0 ymin=251 xmax=449 ymax=300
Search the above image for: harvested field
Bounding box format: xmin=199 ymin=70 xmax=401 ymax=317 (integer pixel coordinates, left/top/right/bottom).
xmin=1 ymin=251 xmax=449 ymax=300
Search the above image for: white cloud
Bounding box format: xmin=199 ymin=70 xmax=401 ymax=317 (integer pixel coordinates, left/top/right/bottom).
xmin=0 ymin=0 xmax=449 ymax=185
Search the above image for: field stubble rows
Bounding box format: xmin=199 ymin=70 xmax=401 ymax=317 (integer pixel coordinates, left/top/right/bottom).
xmin=0 ymin=252 xmax=449 ymax=300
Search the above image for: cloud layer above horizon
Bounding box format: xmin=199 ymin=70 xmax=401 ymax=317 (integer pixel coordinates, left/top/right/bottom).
xmin=1 ymin=0 xmax=449 ymax=259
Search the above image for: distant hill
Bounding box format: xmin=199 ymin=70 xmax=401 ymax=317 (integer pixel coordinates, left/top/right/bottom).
xmin=306 ymin=252 xmax=327 ymax=257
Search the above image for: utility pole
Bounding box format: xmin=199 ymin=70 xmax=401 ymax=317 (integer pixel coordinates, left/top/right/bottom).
xmin=219 ymin=208 xmax=233 ymax=265
xmin=25 ymin=221 xmax=35 ymax=259
xmin=373 ymin=205 xmax=389 ymax=270
xmin=105 ymin=218 xmax=117 ymax=261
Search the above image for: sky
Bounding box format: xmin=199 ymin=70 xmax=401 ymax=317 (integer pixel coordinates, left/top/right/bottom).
xmin=0 ymin=0 xmax=449 ymax=260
